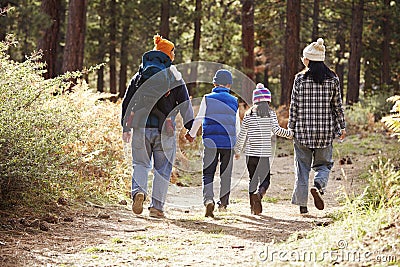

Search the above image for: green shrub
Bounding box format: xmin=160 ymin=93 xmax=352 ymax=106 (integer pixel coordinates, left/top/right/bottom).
xmin=0 ymin=40 xmax=129 ymax=211
xmin=0 ymin=42 xmax=81 ymax=209
xmin=363 ymin=157 xmax=400 ymax=209
xmin=345 ymin=93 xmax=392 ymax=134
xmin=381 ymin=95 xmax=400 ymax=140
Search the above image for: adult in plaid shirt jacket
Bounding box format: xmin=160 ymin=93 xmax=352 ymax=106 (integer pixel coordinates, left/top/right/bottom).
xmin=288 ymin=38 xmax=346 ymax=214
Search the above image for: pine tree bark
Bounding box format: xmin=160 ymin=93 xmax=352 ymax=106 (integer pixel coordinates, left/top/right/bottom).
xmin=241 ymin=0 xmax=255 ymax=103
xmin=38 ymin=0 xmax=61 ymax=79
xmin=188 ymin=0 xmax=201 ymax=96
xmin=382 ymin=0 xmax=391 ymax=85
xmin=160 ymin=0 xmax=170 ymax=38
xmin=119 ymin=2 xmax=131 ymax=98
xmin=347 ymin=0 xmax=364 ymax=105
xmin=311 ymin=0 xmax=320 ymax=41
xmin=335 ymin=30 xmax=345 ymax=99
xmin=109 ymin=0 xmax=117 ymax=95
xmin=96 ymin=0 xmax=107 ymax=93
xmin=62 ymin=0 xmax=87 ymax=74
xmin=280 ymin=0 xmax=300 ymax=106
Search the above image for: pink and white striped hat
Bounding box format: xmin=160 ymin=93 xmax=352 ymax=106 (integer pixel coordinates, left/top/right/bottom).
xmin=252 ymin=83 xmax=271 ymax=103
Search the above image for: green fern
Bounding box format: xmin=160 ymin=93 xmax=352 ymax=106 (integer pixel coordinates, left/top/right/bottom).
xmin=381 ymin=95 xmax=400 ymax=138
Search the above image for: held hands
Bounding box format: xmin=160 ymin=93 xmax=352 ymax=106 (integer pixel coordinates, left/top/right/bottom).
xmin=184 ymin=132 xmax=195 ymax=143
xmin=122 ymin=131 xmax=132 ymax=143
xmin=339 ymin=129 xmax=346 ymax=141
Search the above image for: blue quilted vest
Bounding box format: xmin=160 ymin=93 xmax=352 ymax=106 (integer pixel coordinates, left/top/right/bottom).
xmin=203 ymin=87 xmax=238 ymax=148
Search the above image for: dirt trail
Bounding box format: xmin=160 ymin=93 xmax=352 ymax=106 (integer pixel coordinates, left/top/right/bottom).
xmin=0 ymin=150 xmax=367 ymax=267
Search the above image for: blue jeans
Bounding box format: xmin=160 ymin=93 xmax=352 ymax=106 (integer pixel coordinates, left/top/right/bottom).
xmin=202 ymin=147 xmax=234 ymax=207
xmin=291 ymin=140 xmax=333 ymax=207
xmin=131 ymin=128 xmax=176 ymax=211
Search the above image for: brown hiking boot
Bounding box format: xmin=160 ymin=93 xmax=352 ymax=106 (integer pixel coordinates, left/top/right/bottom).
xmin=249 ymin=194 xmax=255 ymax=214
xmin=310 ymin=187 xmax=324 ymax=210
xmin=149 ymin=207 xmax=165 ymax=218
xmin=218 ymin=204 xmax=227 ymax=212
xmin=132 ymin=192 xmax=145 ymax=215
xmin=250 ymin=193 xmax=262 ymax=215
xmin=205 ymin=200 xmax=215 ymax=218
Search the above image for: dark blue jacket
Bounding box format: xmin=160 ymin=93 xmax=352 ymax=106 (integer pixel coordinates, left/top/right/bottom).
xmin=121 ymin=67 xmax=194 ymax=132
xmin=203 ymin=87 xmax=238 ymax=149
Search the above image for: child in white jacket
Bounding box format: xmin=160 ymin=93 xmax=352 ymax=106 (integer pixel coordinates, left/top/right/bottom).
xmin=234 ymin=83 xmax=293 ymax=215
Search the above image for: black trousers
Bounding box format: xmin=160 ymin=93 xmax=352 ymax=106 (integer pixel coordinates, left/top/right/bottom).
xmin=246 ymin=156 xmax=270 ymax=195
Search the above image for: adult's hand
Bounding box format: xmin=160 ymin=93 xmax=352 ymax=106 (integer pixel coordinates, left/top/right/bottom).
xmin=122 ymin=132 xmax=132 ymax=143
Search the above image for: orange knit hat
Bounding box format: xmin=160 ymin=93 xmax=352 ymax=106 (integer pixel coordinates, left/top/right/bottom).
xmin=153 ymin=34 xmax=175 ymax=60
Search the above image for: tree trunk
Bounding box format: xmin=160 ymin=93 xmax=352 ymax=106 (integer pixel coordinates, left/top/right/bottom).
xmin=62 ymin=0 xmax=87 ymax=74
xmin=381 ymin=0 xmax=391 ymax=86
xmin=347 ymin=0 xmax=364 ymax=105
xmin=241 ymin=0 xmax=255 ymax=103
xmin=311 ymin=0 xmax=320 ymax=41
xmin=263 ymin=63 xmax=269 ymax=88
xmin=38 ymin=0 xmax=61 ymax=79
xmin=109 ymin=0 xmax=117 ymax=95
xmin=97 ymin=66 xmax=104 ymax=93
xmin=96 ymin=0 xmax=107 ymax=93
xmin=119 ymin=2 xmax=131 ymax=98
xmin=280 ymin=0 xmax=300 ymax=106
xmin=188 ymin=0 xmax=201 ymax=96
xmin=160 ymin=0 xmax=170 ymax=38
xmin=335 ymin=27 xmax=345 ymax=99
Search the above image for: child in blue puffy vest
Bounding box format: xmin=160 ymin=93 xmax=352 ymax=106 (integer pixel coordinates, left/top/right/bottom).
xmin=186 ymin=69 xmax=240 ymax=218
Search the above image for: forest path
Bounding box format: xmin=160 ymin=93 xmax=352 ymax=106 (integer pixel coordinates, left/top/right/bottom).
xmin=0 ymin=151 xmax=368 ymax=267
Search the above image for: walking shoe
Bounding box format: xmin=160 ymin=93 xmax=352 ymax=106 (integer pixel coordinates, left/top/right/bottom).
xmin=250 ymin=193 xmax=262 ymax=215
xmin=314 ymin=182 xmax=324 ymax=195
xmin=249 ymin=194 xmax=255 ymax=214
xmin=310 ymin=186 xmax=324 ymax=210
xmin=218 ymin=204 xmax=227 ymax=212
xmin=300 ymin=206 xmax=308 ymax=214
xmin=205 ymin=200 xmax=215 ymax=218
xmin=132 ymin=192 xmax=145 ymax=215
xmin=149 ymin=207 xmax=165 ymax=218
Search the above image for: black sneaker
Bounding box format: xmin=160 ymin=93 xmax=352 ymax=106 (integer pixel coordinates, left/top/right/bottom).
xmin=205 ymin=200 xmax=215 ymax=218
xmin=310 ymin=185 xmax=324 ymax=210
xmin=300 ymin=206 xmax=308 ymax=214
xmin=314 ymin=182 xmax=324 ymax=195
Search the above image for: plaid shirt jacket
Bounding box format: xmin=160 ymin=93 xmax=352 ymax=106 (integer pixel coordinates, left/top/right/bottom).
xmin=288 ymin=74 xmax=346 ymax=148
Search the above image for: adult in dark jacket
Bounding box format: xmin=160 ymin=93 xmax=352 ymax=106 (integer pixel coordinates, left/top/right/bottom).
xmin=121 ymin=34 xmax=194 ymax=218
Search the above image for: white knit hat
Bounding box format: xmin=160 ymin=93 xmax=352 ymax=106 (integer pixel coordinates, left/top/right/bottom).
xmin=303 ymin=38 xmax=325 ymax=61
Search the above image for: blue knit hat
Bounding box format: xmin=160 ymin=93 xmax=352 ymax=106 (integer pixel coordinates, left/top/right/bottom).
xmin=212 ymin=69 xmax=233 ymax=85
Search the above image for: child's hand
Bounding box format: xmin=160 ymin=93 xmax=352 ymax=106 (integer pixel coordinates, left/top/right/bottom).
xmin=185 ymin=132 xmax=195 ymax=142
xmin=234 ymin=154 xmax=240 ymax=160
xmin=288 ymin=128 xmax=294 ymax=139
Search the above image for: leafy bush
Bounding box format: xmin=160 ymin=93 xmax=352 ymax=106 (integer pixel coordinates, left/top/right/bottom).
xmin=0 ymin=40 xmax=129 ymax=211
xmin=363 ymin=157 xmax=400 ymax=208
xmin=345 ymin=93 xmax=393 ymax=134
